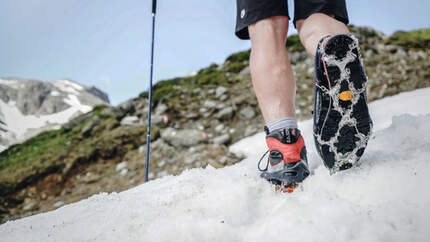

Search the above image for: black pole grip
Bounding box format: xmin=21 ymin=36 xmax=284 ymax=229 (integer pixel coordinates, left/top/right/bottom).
xmin=152 ymin=0 xmax=157 ymax=14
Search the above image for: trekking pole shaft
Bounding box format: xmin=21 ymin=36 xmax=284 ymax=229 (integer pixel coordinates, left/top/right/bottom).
xmin=152 ymin=0 xmax=157 ymax=14
xmin=145 ymin=0 xmax=157 ymax=182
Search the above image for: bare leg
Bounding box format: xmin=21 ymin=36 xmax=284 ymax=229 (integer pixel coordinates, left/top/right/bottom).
xmin=249 ymin=16 xmax=295 ymax=122
xmin=296 ymin=13 xmax=350 ymax=57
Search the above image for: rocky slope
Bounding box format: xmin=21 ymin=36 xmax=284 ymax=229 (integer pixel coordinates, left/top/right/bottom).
xmin=0 ymin=26 xmax=429 ymax=223
xmin=0 ymin=79 xmax=110 ymax=152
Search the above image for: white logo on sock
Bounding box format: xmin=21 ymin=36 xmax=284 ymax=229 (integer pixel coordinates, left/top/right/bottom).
xmin=241 ymin=9 xmax=246 ymax=19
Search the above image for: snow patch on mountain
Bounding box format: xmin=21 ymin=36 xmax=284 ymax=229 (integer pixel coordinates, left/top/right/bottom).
xmin=1 ymin=88 xmax=429 ymax=242
xmin=0 ymin=78 xmax=109 ymax=152
xmin=53 ymin=79 xmax=84 ymax=95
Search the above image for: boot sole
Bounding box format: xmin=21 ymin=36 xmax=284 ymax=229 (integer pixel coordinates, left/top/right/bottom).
xmin=313 ymin=35 xmax=373 ymax=174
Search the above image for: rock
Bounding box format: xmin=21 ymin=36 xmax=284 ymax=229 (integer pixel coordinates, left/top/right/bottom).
xmin=167 ymin=158 xmax=177 ymax=164
xmin=184 ymin=153 xmax=199 ymax=165
xmin=161 ymin=128 xmax=206 ymax=147
xmin=116 ymin=161 xmax=128 ymax=171
xmin=203 ymin=100 xmax=217 ymax=109
xmin=209 ymin=160 xmax=224 ymax=169
xmin=23 ymin=199 xmax=38 ymax=211
xmin=289 ymin=51 xmax=307 ymax=63
xmin=215 ymin=86 xmax=228 ymax=98
xmin=120 ymin=116 xmax=140 ymax=126
xmin=215 ymin=124 xmax=225 ymax=133
xmin=216 ymin=107 xmax=234 ymax=120
xmin=157 ymin=171 xmax=168 ymax=178
xmin=81 ymin=116 xmax=101 ymax=136
xmin=155 ymin=103 xmax=168 ymax=114
xmin=238 ymin=66 xmax=250 ymax=78
xmin=216 ymin=103 xmax=227 ymax=110
xmin=232 ymin=95 xmax=247 ymax=105
xmin=212 ymin=134 xmax=230 ymax=145
xmin=239 ymin=106 xmax=255 ymax=119
xmin=157 ymin=160 xmax=166 ymax=168
xmin=138 ymin=145 xmax=145 ymax=154
xmin=151 ymin=114 xmax=163 ymax=125
xmin=395 ymin=48 xmax=407 ymax=58
xmin=117 ymin=100 xmax=136 ymax=115
xmin=192 ymin=88 xmax=201 ymax=94
xmin=63 ymin=112 xmax=92 ymax=131
xmin=80 ymin=172 xmax=100 ymax=183
xmin=100 ymin=106 xmax=116 ymax=116
xmin=53 ymin=201 xmax=65 ymax=208
xmin=219 ymin=156 xmax=229 ymax=165
xmin=148 ymin=172 xmax=155 ymax=180
xmin=245 ymin=125 xmax=259 ymax=136
xmin=219 ymin=94 xmax=228 ymax=101
xmin=120 ymin=169 xmax=128 ymax=176
xmin=185 ymin=112 xmax=199 ymax=119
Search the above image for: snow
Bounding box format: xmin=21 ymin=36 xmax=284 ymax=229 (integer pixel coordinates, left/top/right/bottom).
xmin=0 ymin=78 xmax=20 ymax=89
xmin=53 ymin=79 xmax=84 ymax=95
xmin=0 ymin=97 xmax=88 ymax=141
xmin=0 ymin=78 xmax=103 ymax=151
xmin=50 ymin=91 xmax=60 ymax=96
xmin=63 ymin=94 xmax=92 ymax=113
xmin=1 ymin=88 xmax=430 ymax=241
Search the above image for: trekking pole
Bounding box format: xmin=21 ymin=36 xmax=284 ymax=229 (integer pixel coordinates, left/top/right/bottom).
xmin=145 ymin=0 xmax=157 ymax=182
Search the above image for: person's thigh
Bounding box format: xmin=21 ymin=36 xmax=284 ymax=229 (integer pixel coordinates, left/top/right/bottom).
xmin=248 ymin=16 xmax=289 ymax=47
xmin=235 ymin=0 xmax=290 ymax=40
xmin=293 ymin=0 xmax=349 ymax=28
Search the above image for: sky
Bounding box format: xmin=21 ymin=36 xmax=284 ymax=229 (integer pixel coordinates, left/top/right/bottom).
xmin=0 ymin=0 xmax=429 ymax=105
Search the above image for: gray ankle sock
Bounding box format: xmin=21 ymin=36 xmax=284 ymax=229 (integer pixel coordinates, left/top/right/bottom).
xmin=265 ymin=117 xmax=298 ymax=133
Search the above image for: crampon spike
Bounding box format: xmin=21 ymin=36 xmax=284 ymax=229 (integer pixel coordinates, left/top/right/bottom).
xmin=273 ymin=182 xmax=298 ymax=193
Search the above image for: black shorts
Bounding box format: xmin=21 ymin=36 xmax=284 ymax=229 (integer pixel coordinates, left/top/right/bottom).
xmin=235 ymin=0 xmax=349 ymax=40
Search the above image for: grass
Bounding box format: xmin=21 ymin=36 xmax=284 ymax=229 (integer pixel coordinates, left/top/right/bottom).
xmin=0 ymin=118 xmax=89 ymax=186
xmin=139 ymin=34 xmax=306 ymax=104
xmin=140 ymin=64 xmax=229 ymax=103
xmin=386 ymin=28 xmax=430 ymax=49
xmin=286 ymin=34 xmax=305 ymax=52
xmin=0 ymin=104 xmax=162 ymax=196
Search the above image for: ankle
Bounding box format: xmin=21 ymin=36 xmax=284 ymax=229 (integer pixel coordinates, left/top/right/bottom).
xmin=264 ymin=117 xmax=298 ymax=134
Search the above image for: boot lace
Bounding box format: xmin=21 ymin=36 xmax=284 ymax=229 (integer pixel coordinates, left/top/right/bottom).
xmin=257 ymin=150 xmax=270 ymax=172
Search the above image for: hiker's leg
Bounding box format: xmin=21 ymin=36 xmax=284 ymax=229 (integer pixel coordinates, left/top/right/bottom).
xmin=296 ymin=13 xmax=349 ymax=57
xmin=249 ymin=16 xmax=296 ymax=122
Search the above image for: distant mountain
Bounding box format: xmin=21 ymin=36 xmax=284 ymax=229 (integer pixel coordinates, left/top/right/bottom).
xmin=0 ymin=78 xmax=109 ymax=151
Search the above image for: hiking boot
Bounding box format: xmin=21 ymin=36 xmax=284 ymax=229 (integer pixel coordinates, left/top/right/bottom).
xmin=259 ymin=127 xmax=310 ymax=192
xmin=313 ymin=34 xmax=373 ymax=174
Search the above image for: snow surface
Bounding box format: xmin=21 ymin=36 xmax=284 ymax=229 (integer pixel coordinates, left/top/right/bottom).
xmin=1 ymin=88 xmax=430 ymax=242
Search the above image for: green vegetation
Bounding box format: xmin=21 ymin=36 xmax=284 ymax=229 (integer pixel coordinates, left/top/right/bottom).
xmin=226 ymin=50 xmax=250 ymax=63
xmin=140 ymin=64 xmax=230 ymax=103
xmin=0 ymin=119 xmax=88 ymax=194
xmin=386 ymin=28 xmax=430 ymax=49
xmin=139 ymin=34 xmax=306 ymax=104
xmin=286 ymin=34 xmax=305 ymax=52
xmin=0 ymin=128 xmax=68 ymax=171
xmin=0 ymin=107 xmax=160 ymax=195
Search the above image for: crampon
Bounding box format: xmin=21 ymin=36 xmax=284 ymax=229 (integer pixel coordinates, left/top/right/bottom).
xmin=258 ymin=128 xmax=310 ymax=193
